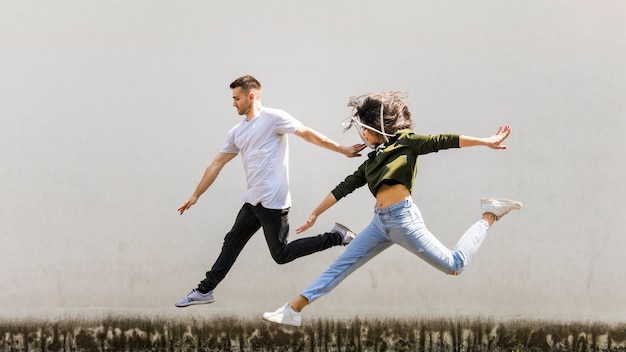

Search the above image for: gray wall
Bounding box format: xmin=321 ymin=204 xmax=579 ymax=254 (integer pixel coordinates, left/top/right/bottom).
xmin=1 ymin=1 xmax=625 ymax=322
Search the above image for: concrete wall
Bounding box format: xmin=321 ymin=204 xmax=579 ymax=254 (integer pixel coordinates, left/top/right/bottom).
xmin=1 ymin=1 xmax=625 ymax=322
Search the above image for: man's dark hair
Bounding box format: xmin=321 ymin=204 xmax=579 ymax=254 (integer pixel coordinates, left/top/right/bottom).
xmin=229 ymin=75 xmax=262 ymax=91
xmin=348 ymin=91 xmax=413 ymax=134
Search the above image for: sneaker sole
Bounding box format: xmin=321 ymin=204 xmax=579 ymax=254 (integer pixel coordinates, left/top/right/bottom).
xmin=175 ymin=300 xmax=215 ymax=308
xmin=262 ymin=315 xmax=301 ymax=327
xmin=335 ymin=222 xmax=356 ymax=234
xmin=480 ymin=198 xmax=523 ymax=208
xmin=334 ymin=222 xmax=357 ymax=245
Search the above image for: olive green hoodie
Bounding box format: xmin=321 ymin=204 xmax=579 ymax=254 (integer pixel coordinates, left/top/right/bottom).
xmin=331 ymin=129 xmax=460 ymax=200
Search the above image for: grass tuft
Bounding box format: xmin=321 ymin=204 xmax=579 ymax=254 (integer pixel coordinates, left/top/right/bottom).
xmin=0 ymin=315 xmax=625 ymax=351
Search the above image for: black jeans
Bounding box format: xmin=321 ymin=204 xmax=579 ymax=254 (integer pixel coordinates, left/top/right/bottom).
xmin=198 ymin=203 xmax=341 ymax=293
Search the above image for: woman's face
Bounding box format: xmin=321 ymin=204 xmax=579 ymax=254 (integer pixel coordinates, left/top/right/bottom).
xmin=361 ymin=126 xmax=383 ymax=147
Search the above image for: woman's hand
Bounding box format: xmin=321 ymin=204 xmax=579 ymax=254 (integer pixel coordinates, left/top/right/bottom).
xmin=296 ymin=193 xmax=338 ymax=234
xmin=296 ymin=214 xmax=318 ymax=234
xmin=459 ymin=125 xmax=512 ymax=149
xmin=483 ymin=125 xmax=511 ymax=149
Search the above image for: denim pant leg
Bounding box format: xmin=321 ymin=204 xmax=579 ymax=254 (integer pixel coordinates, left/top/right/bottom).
xmin=301 ymin=216 xmax=392 ymax=303
xmin=450 ymin=219 xmax=490 ymax=273
xmin=386 ymin=200 xmax=489 ymax=275
xmin=255 ymin=204 xmax=340 ymax=264
xmin=198 ymin=203 xmax=261 ymax=292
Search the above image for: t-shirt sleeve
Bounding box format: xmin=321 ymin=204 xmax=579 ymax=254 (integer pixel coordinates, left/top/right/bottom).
xmin=273 ymin=109 xmax=302 ymax=135
xmin=219 ymin=125 xmax=240 ymax=154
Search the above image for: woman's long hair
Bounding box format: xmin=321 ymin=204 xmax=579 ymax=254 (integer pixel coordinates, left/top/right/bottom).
xmin=346 ymin=91 xmax=414 ymax=136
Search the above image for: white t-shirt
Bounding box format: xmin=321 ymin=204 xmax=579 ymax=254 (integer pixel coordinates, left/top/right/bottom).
xmin=220 ymin=107 xmax=303 ymax=210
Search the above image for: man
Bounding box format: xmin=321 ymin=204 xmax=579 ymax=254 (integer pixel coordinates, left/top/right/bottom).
xmin=175 ymin=75 xmax=366 ymax=307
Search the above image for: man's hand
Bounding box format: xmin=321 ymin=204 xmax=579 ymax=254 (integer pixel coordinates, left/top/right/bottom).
xmin=339 ymin=143 xmax=367 ymax=158
xmin=178 ymin=196 xmax=198 ymax=215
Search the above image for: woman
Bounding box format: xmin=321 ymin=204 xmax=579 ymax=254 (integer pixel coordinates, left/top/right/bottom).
xmin=263 ymin=91 xmax=522 ymax=326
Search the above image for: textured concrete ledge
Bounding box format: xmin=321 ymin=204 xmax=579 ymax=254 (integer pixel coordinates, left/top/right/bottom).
xmin=1 ymin=316 xmax=625 ymax=351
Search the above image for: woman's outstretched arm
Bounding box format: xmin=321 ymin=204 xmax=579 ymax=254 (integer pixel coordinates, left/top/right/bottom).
xmin=295 ymin=193 xmax=338 ymax=234
xmin=459 ymin=125 xmax=511 ymax=149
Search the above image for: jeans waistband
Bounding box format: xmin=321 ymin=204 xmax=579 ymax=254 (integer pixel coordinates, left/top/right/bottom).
xmin=374 ymin=199 xmax=412 ymax=215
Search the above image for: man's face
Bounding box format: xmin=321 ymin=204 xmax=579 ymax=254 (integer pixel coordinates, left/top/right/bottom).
xmin=232 ymin=87 xmax=252 ymax=116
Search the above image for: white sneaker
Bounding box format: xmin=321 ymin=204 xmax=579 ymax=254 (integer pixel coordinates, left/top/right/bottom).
xmin=263 ymin=303 xmax=302 ymax=327
xmin=175 ymin=289 xmax=215 ymax=307
xmin=481 ymin=198 xmax=523 ymax=221
xmin=331 ymin=222 xmax=357 ymax=245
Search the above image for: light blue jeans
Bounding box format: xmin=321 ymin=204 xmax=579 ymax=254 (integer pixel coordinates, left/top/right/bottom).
xmin=301 ymin=199 xmax=490 ymax=303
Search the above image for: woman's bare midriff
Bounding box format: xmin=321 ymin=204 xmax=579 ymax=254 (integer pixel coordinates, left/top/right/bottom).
xmin=375 ymin=183 xmax=411 ymax=208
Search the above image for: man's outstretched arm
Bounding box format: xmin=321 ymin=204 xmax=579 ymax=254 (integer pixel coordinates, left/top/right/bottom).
xmin=295 ymin=125 xmax=366 ymax=158
xmin=178 ymin=152 xmax=237 ymax=214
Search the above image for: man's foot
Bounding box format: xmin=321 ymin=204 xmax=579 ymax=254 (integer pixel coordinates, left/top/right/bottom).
xmin=480 ymin=198 xmax=523 ymax=221
xmin=331 ymin=222 xmax=357 ymax=245
xmin=263 ymin=303 xmax=302 ymax=327
xmin=175 ymin=289 xmax=215 ymax=307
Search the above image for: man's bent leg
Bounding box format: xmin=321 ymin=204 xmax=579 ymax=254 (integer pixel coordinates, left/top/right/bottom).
xmin=256 ymin=204 xmax=342 ymax=264
xmin=198 ymin=203 xmax=261 ymax=292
